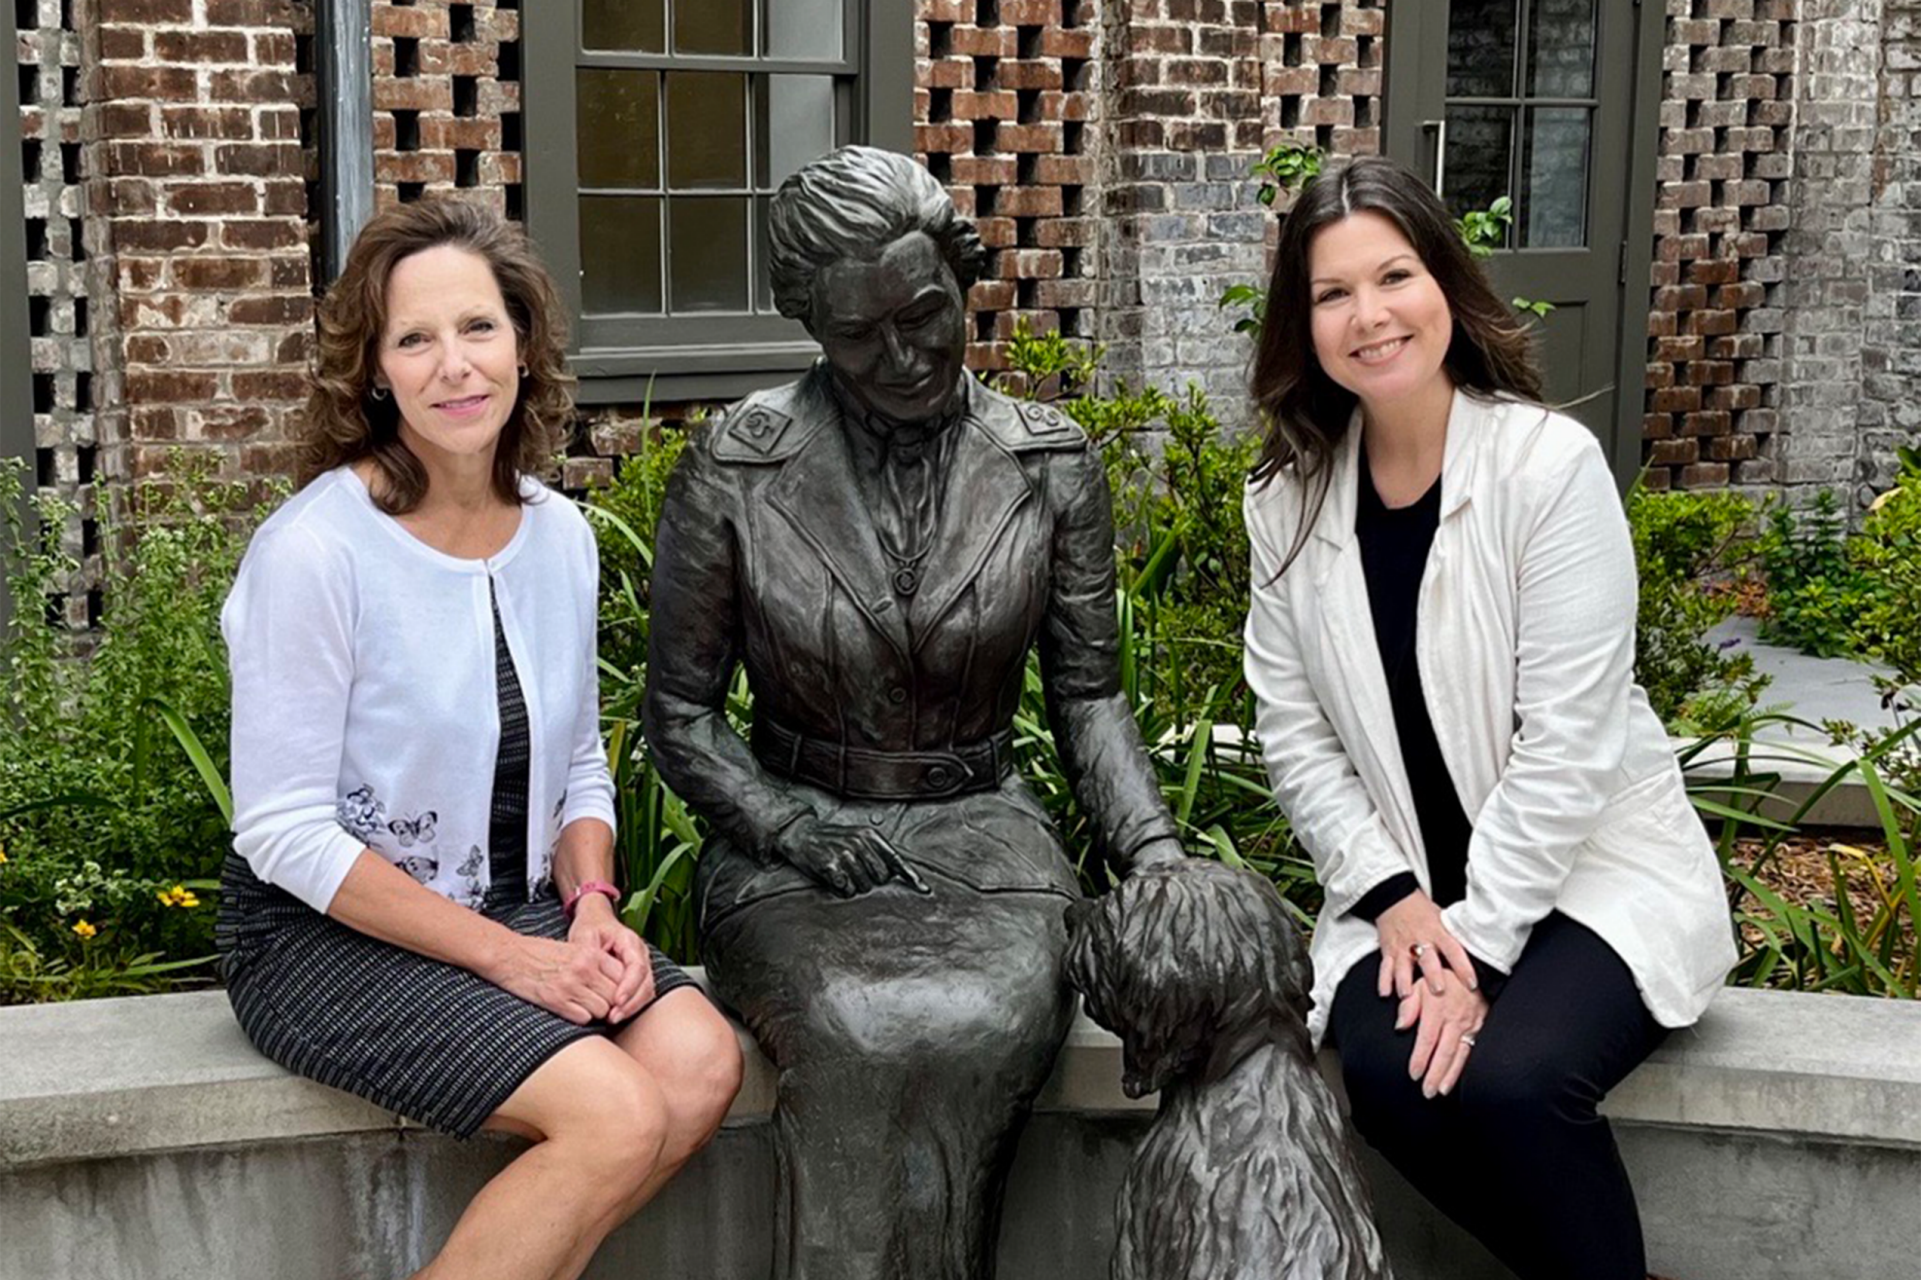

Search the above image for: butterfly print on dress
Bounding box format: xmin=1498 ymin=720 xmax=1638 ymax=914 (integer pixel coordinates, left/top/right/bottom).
xmin=388 ymin=811 xmax=438 ymax=848
xmin=336 ymin=784 xmax=387 ymax=842
xmin=396 ymin=853 xmax=439 ymax=883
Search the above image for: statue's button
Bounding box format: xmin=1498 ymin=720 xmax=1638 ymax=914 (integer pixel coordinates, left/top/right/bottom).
xmin=869 ymin=812 xmax=886 ymax=826
xmin=888 ymin=687 xmax=908 ymax=705
xmin=926 ymin=765 xmax=954 ymax=788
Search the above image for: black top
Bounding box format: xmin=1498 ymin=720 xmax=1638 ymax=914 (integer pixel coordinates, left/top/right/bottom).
xmin=487 ymin=581 xmax=530 ymax=904
xmin=1349 ymin=470 xmax=1473 ymax=920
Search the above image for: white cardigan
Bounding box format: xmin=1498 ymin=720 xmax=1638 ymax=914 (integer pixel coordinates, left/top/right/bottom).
xmin=223 ymin=468 xmax=617 ymax=914
xmin=1243 ymin=391 xmax=1736 ymax=1044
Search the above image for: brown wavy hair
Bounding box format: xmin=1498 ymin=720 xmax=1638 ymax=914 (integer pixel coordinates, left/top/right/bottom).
xmin=1248 ymin=156 xmax=1543 ymax=575
xmin=298 ymin=197 xmax=575 ymax=514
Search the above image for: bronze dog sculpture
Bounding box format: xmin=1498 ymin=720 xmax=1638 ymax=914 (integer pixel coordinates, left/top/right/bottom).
xmin=1066 ymin=860 xmax=1393 ymax=1280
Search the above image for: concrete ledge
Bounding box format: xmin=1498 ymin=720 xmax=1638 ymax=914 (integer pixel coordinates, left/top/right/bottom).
xmin=4 ymin=982 xmax=1919 ymax=1280
xmin=5 ymin=983 xmax=1914 ymax=1172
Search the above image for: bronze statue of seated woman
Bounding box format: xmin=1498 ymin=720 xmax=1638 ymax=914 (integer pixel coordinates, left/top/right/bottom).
xmin=643 ymin=145 xmax=1185 ymax=1279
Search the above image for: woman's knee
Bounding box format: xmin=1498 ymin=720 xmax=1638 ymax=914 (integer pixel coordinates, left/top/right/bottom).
xmin=1336 ymin=1043 xmax=1427 ymax=1148
xmin=1454 ymin=1049 xmax=1594 ymax=1132
xmin=621 ymin=991 xmax=745 ymax=1158
xmin=494 ymin=1040 xmax=671 ymax=1194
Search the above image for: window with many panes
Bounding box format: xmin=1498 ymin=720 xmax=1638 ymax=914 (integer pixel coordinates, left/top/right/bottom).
xmin=524 ymin=1 xmax=912 ymax=403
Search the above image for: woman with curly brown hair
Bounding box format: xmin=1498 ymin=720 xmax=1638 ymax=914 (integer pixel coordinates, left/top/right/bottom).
xmin=217 ymin=198 xmax=741 ymax=1280
xmin=1242 ymin=157 xmax=1734 ymax=1279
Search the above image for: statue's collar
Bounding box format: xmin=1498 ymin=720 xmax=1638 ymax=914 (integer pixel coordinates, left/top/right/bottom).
xmin=827 ymin=370 xmax=972 ymax=452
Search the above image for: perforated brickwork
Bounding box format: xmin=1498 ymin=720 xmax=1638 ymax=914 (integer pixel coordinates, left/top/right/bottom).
xmin=1260 ymin=0 xmax=1382 ymax=160
xmin=915 ymin=0 xmax=1099 ymax=376
xmin=369 ymin=0 xmax=522 ymax=217
xmin=18 ymin=0 xmax=95 ymax=627
xmin=1643 ymin=0 xmax=1797 ymax=491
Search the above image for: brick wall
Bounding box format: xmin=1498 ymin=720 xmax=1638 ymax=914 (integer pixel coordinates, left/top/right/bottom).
xmin=1863 ymin=0 xmax=1921 ymax=496
xmin=369 ymin=0 xmax=521 ymax=218
xmin=1642 ymin=0 xmax=1796 ymax=492
xmin=915 ymin=0 xmax=1100 ymax=380
xmin=89 ymin=0 xmax=315 ymax=494
xmin=19 ymin=0 xmax=95 ymax=627
xmin=1772 ymin=0 xmax=1879 ymax=500
xmin=1260 ymin=0 xmax=1381 ymax=160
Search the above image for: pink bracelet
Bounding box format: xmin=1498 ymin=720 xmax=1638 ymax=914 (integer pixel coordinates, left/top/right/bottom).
xmin=562 ymin=880 xmax=620 ymax=919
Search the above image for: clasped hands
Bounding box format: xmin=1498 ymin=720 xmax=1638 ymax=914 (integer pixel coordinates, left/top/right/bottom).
xmin=491 ymin=893 xmax=656 ymax=1026
xmin=1374 ymin=890 xmax=1488 ymax=1100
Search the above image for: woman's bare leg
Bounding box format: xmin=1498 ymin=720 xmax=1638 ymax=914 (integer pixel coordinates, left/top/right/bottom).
xmin=544 ymin=988 xmax=747 ymax=1278
xmin=409 ymin=1037 xmax=668 ymax=1280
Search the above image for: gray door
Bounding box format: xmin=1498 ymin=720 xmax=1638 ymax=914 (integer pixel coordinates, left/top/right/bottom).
xmin=1385 ymin=0 xmax=1658 ymax=483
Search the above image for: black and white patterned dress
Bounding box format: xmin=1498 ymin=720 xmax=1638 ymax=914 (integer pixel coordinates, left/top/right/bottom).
xmin=216 ymin=584 xmax=695 ymax=1139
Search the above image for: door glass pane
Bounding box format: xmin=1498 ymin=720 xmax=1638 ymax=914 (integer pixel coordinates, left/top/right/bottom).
xmin=1526 ymin=0 xmax=1596 ymax=98
xmin=670 ymin=198 xmax=750 ymax=312
xmin=1446 ymin=0 xmax=1518 ymax=99
xmin=1521 ymin=107 xmax=1590 ymax=247
xmin=576 ymin=70 xmax=659 ymax=189
xmin=756 ymin=76 xmax=836 ymax=189
xmin=582 ymin=0 xmax=663 ymax=53
xmin=1443 ymin=106 xmax=1513 ymax=236
xmin=766 ymin=0 xmax=844 ymax=60
xmin=666 ymin=73 xmax=747 ymax=189
xmin=676 ymin=0 xmax=752 ymax=55
xmin=581 ymin=196 xmax=662 ymax=314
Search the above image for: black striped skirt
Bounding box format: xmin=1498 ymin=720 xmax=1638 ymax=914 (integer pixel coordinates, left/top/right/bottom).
xmin=216 ymin=853 xmax=698 ymax=1139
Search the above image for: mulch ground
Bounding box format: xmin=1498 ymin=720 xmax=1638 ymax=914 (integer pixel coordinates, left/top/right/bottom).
xmin=1729 ymin=833 xmax=1909 ymax=953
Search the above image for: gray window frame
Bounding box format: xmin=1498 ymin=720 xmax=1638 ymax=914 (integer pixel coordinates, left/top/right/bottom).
xmin=0 ymin=5 xmax=36 ymax=636
xmin=523 ymin=0 xmax=914 ymax=405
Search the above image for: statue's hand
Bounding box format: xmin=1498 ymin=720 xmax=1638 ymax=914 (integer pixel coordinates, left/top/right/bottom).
xmin=1125 ymin=836 xmax=1188 ymax=874
xmin=777 ymin=815 xmax=934 ymax=898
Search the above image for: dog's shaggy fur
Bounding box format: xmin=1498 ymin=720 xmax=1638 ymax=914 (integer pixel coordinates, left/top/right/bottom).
xmin=1066 ymin=860 xmax=1392 ymax=1280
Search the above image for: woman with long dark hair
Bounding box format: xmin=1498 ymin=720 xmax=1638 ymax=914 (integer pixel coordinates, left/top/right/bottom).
xmin=1242 ymin=156 xmax=1733 ymax=1278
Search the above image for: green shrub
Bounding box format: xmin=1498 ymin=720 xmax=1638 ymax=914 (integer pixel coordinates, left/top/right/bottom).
xmin=0 ymin=455 xmax=268 ymax=1002
xmin=1756 ymin=489 xmax=1879 ymax=659
xmin=1625 ymin=483 xmax=1765 ymax=725
xmin=1846 ymin=454 xmax=1921 ymax=681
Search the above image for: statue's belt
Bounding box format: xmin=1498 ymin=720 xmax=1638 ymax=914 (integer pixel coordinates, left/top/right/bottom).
xmin=751 ymin=719 xmax=1015 ymax=801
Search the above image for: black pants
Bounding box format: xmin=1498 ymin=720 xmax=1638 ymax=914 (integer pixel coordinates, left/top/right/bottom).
xmin=1328 ymin=912 xmax=1666 ymax=1280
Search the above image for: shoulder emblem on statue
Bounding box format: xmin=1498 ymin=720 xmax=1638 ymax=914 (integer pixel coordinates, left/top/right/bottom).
xmin=711 ymin=402 xmax=797 ymax=463
xmin=1004 ymin=398 xmax=1088 ymax=453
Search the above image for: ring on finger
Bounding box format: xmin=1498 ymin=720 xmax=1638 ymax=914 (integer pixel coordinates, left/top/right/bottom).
xmin=1460 ymin=1033 xmax=1477 ymax=1049
xmin=1411 ymin=942 xmax=1430 ymax=959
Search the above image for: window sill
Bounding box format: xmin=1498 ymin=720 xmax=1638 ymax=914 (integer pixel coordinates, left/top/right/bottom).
xmin=569 ymin=340 xmax=821 ymax=407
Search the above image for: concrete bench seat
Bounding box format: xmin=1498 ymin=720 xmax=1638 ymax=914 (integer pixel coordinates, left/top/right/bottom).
xmin=3 ymin=983 xmax=1917 ymax=1279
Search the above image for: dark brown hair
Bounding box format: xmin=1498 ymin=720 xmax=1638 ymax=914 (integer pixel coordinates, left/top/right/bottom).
xmin=1248 ymin=156 xmax=1543 ymax=574
xmin=298 ymin=197 xmax=574 ymax=514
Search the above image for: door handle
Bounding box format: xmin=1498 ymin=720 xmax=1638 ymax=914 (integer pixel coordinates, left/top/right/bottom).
xmin=1422 ymin=118 xmax=1448 ymax=196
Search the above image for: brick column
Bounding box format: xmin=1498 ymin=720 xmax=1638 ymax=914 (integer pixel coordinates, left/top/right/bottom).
xmin=1643 ymin=0 xmax=1797 ymax=491
xmin=916 ymin=0 xmax=1101 ymax=381
xmin=1862 ymin=0 xmax=1921 ymax=497
xmin=88 ymin=0 xmax=315 ymax=488
xmin=20 ymin=0 xmax=96 ymax=626
xmin=1769 ymin=0 xmax=1879 ymax=502
xmin=1098 ymin=0 xmax=1269 ymax=424
xmin=369 ymin=1 xmax=521 ymax=217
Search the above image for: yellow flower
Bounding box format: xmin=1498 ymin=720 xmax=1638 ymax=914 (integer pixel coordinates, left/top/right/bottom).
xmin=0 ymin=845 xmax=8 ymax=864
xmin=71 ymin=919 xmax=97 ymax=940
xmin=157 ymin=885 xmax=202 ymax=909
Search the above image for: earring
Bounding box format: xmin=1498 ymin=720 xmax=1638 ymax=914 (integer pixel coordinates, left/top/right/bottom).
xmin=518 ymin=364 xmax=529 ymax=378
xmin=370 ymin=386 xmax=389 ymax=401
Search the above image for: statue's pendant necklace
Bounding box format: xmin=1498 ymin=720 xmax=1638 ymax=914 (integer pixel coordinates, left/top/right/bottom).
xmin=877 ymin=435 xmax=938 ymax=598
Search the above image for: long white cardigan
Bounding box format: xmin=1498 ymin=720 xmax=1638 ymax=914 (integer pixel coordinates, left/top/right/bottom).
xmin=1243 ymin=391 xmax=1736 ymax=1044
